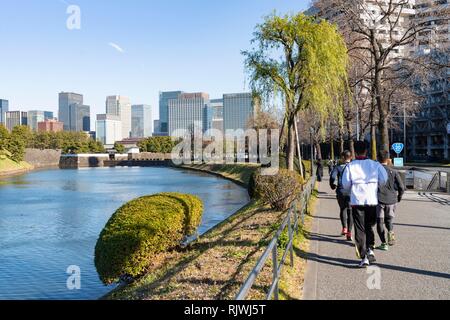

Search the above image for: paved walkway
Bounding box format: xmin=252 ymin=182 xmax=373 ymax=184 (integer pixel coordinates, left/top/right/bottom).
xmin=303 ymin=177 xmax=450 ymax=300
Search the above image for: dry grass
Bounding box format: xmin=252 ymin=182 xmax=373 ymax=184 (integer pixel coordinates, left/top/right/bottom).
xmin=0 ymin=158 xmax=33 ymax=176
xmin=107 ymin=201 xmax=285 ymax=300
xmin=106 ymin=166 xmax=318 ymax=301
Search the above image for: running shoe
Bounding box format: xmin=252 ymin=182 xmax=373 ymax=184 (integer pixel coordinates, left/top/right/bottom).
xmin=367 ymin=248 xmax=376 ymax=263
xmin=376 ymin=243 xmax=389 ymax=251
xmin=346 ymin=232 xmax=353 ymax=241
xmin=359 ymin=257 xmax=370 ymax=268
xmin=388 ymin=232 xmax=396 ymax=246
xmin=341 ymin=228 xmax=348 ymax=236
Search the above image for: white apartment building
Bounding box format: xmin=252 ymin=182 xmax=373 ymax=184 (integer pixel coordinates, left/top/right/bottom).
xmin=106 ymin=95 xmax=132 ymax=139
xmin=309 ymin=0 xmax=450 ymax=159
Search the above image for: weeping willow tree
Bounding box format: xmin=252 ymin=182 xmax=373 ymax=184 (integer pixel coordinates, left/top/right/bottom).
xmin=243 ymin=13 xmax=349 ymax=171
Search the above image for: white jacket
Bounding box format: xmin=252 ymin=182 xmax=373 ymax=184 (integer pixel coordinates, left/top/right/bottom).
xmin=342 ymin=158 xmax=388 ymax=206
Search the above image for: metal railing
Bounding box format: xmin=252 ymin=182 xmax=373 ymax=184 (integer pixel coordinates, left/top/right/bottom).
xmin=235 ymin=172 xmax=317 ymax=300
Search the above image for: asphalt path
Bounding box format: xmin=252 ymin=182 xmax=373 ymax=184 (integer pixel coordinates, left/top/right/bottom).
xmin=303 ymin=178 xmax=450 ymax=300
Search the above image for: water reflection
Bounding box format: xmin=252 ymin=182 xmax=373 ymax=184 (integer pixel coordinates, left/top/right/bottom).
xmin=0 ymin=167 xmax=249 ymax=300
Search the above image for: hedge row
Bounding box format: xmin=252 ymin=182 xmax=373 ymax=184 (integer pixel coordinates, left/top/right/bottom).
xmin=95 ymin=193 xmax=203 ymax=285
xmin=249 ymin=169 xmax=304 ymax=211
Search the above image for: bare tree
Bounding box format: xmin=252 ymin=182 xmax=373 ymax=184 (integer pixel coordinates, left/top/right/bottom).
xmin=313 ymin=0 xmax=446 ymax=155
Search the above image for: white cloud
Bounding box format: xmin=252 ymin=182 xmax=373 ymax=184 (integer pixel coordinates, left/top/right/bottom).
xmin=108 ymin=42 xmax=125 ymax=53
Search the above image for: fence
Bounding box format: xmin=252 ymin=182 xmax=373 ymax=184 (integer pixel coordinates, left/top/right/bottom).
xmin=235 ymin=171 xmax=317 ymax=300
xmin=404 ymin=169 xmax=450 ymax=192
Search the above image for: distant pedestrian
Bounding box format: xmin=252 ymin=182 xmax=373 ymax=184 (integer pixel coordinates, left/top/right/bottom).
xmin=316 ymin=159 xmax=324 ymax=182
xmin=330 ymin=151 xmax=353 ymax=241
xmin=328 ymin=159 xmax=335 ymax=176
xmin=342 ymin=141 xmax=388 ymax=268
xmin=376 ymin=150 xmax=406 ymax=251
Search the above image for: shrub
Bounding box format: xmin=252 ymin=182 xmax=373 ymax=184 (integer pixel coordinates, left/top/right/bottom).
xmin=255 ymin=169 xmax=303 ymax=211
xmin=95 ymin=193 xmax=204 ymax=285
xmin=247 ymin=169 xmax=260 ymax=199
xmin=138 ymin=136 xmax=178 ymax=153
xmin=160 ymin=193 xmax=203 ymax=236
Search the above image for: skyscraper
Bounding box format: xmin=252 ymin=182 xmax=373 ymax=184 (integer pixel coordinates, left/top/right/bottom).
xmin=210 ymin=98 xmax=224 ymax=132
xmin=106 ymin=96 xmax=132 ymax=139
xmin=70 ymin=104 xmax=90 ymax=132
xmin=159 ymin=91 xmax=184 ymax=134
xmin=26 ymin=110 xmax=56 ymax=131
xmin=131 ymin=105 xmax=153 ymax=138
xmin=5 ymin=111 xmax=27 ymax=132
xmin=59 ymin=92 xmax=83 ymax=131
xmin=168 ymin=92 xmax=211 ymax=135
xmin=96 ymin=114 xmax=123 ymax=145
xmin=223 ymin=93 xmax=256 ymax=132
xmin=0 ymin=99 xmax=9 ymax=125
xmin=44 ymin=111 xmax=54 ymax=120
xmin=27 ymin=111 xmax=46 ymax=131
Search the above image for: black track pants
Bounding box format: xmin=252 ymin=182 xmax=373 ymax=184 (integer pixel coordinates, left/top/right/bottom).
xmin=352 ymin=206 xmax=377 ymax=259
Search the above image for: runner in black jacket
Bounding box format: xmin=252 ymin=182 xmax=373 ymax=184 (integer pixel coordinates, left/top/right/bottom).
xmin=330 ymin=151 xmax=353 ymax=241
xmin=376 ymin=151 xmax=406 ymax=251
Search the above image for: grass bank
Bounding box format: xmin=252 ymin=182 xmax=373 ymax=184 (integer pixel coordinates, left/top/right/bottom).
xmin=178 ymin=163 xmax=260 ymax=187
xmin=105 ymin=164 xmax=316 ymax=300
xmin=0 ymin=158 xmax=33 ymax=177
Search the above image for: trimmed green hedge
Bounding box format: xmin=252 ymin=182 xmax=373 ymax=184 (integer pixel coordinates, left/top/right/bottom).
xmin=160 ymin=193 xmax=203 ymax=235
xmin=95 ymin=193 xmax=204 ymax=285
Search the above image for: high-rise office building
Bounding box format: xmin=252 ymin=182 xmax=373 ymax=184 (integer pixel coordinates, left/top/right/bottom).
xmin=210 ymin=98 xmax=224 ymax=132
xmin=168 ymin=92 xmax=211 ymax=134
xmin=0 ymin=99 xmax=9 ymax=125
xmin=223 ymin=93 xmax=256 ymax=132
xmin=159 ymin=91 xmax=184 ymax=134
xmin=106 ymin=95 xmax=132 ymax=139
xmin=5 ymin=111 xmax=27 ymax=132
xmin=59 ymin=92 xmax=83 ymax=131
xmin=70 ymin=104 xmax=90 ymax=132
xmin=131 ymin=105 xmax=153 ymax=138
xmin=27 ymin=111 xmax=46 ymax=131
xmin=44 ymin=111 xmax=54 ymax=120
xmin=96 ymin=114 xmax=123 ymax=145
xmin=153 ymin=120 xmax=160 ymax=135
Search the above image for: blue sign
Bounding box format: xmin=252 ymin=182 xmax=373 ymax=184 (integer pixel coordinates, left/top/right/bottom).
xmin=392 ymin=143 xmax=404 ymax=155
xmin=394 ymin=158 xmax=404 ymax=167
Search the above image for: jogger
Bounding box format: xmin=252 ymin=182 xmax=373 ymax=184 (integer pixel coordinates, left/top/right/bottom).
xmin=342 ymin=141 xmax=388 ymax=268
xmin=330 ymin=151 xmax=353 ymax=241
xmin=376 ymin=150 xmax=405 ymax=250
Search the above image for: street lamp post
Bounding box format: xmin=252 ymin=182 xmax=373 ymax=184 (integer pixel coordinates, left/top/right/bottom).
xmin=404 ymin=105 xmax=407 ymax=163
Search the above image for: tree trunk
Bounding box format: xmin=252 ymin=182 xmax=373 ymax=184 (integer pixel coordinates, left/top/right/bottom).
xmin=378 ymin=101 xmax=390 ymax=154
xmin=371 ymin=124 xmax=377 ymax=160
xmin=339 ymin=128 xmax=345 ymax=154
xmin=315 ymin=142 xmax=322 ymax=160
xmin=330 ymin=138 xmax=335 ymax=160
xmin=294 ymin=117 xmax=304 ymax=178
xmin=287 ymin=122 xmax=295 ymax=171
xmin=347 ymin=120 xmax=355 ymax=159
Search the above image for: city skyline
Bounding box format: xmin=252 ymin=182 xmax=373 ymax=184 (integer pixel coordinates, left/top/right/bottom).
xmin=0 ymin=0 xmax=309 ymax=127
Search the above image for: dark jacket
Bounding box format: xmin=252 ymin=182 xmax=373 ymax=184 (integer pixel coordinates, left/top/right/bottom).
xmin=378 ymin=165 xmax=406 ymax=205
xmin=330 ymin=162 xmax=350 ymax=198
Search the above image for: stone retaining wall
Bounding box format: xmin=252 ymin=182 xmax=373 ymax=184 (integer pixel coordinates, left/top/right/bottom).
xmin=24 ymin=149 xmax=62 ymax=168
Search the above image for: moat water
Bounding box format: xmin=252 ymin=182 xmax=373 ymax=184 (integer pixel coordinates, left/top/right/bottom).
xmin=0 ymin=167 xmax=249 ymax=300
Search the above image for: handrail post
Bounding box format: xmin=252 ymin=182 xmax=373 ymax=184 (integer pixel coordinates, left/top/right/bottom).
xmin=272 ymin=245 xmax=279 ymax=300
xmin=288 ymin=211 xmax=294 ymax=268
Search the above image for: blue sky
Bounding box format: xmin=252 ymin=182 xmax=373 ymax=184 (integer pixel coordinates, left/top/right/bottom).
xmin=0 ymin=0 xmax=309 ymax=125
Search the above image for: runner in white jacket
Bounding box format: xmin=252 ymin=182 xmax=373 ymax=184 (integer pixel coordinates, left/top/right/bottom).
xmin=342 ymin=141 xmax=388 ymax=268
